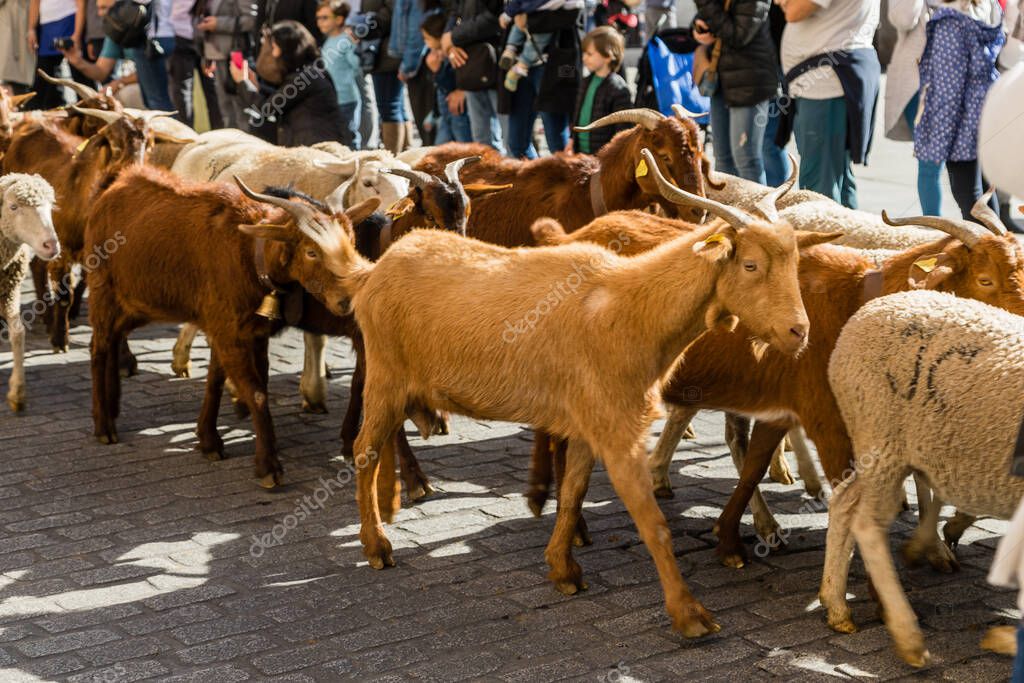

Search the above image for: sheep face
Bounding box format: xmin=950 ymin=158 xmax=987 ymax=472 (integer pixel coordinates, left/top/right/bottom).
xmin=702 ymin=221 xmax=809 ymax=357
xmin=918 ymin=236 xmax=1024 ymax=316
xmin=327 ymin=160 xmax=410 ymax=214
xmin=0 ymin=174 xmax=60 ymax=261
xmin=630 ymin=119 xmax=706 ymax=224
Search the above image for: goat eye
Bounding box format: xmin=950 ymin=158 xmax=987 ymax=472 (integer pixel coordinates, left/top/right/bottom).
xmin=305 ymin=249 xmax=318 ymax=259
xmin=979 ymin=277 xmax=994 ymax=287
xmin=362 ymin=180 xmax=373 ymax=187
xmin=743 ymin=261 xmax=757 ymax=272
xmin=8 ymin=204 xmax=18 ymax=211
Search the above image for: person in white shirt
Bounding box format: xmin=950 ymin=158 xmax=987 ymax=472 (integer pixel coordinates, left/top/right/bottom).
xmin=27 ymin=0 xmax=91 ymax=107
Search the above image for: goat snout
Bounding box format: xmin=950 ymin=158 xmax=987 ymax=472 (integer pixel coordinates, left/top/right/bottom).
xmin=38 ymin=239 xmax=60 ymax=260
xmin=789 ymin=322 xmax=807 ymax=341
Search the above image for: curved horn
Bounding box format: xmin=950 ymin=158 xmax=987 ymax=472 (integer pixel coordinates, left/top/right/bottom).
xmin=753 ymin=153 xmax=798 ymax=221
xmin=671 ymin=103 xmax=708 ymax=120
xmin=385 ymin=167 xmax=434 ymax=190
xmin=881 ymin=210 xmax=985 ymax=248
xmin=574 ymin=108 xmax=665 ymax=132
xmin=443 ymin=156 xmax=480 ymax=185
xmin=641 ymin=148 xmax=751 ymax=230
xmin=970 ymin=188 xmax=1006 ymax=236
xmin=69 ymin=105 xmax=122 ymax=125
xmin=234 ymin=175 xmax=316 ymax=225
xmin=36 ymin=69 xmax=101 ymax=102
xmin=134 ymin=109 xmax=179 ymax=123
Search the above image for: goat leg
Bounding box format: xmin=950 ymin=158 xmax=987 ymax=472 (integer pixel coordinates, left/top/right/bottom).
xmin=47 ymin=258 xmax=72 ymax=353
xmin=943 ymin=511 xmax=977 ymax=548
xmin=903 ymin=475 xmax=959 ymax=573
xmin=551 ymin=437 xmax=589 ymax=546
xmin=789 ymin=426 xmax=823 ymax=498
xmin=29 ymin=257 xmax=53 ymax=331
xmin=716 ymin=419 xmax=787 ymax=568
xmin=68 ymin=274 xmax=87 ymax=322
xmin=196 ymin=348 xmax=226 ymax=459
xmin=353 ymin=401 xmax=402 ymax=569
xmin=395 ymin=428 xmax=433 ymax=502
xmin=117 ymin=337 xmax=138 ymax=377
xmin=527 ymin=431 xmax=555 ymax=517
xmin=171 ymin=323 xmax=199 ymax=378
xmin=3 ymin=295 xmax=26 ymax=412
xmin=375 ymin=432 xmax=401 ymax=523
xmin=339 ymin=333 xmax=366 ymax=460
xmin=767 ymin=440 xmax=795 ymax=485
xmin=544 ymin=439 xmax=595 ymax=594
xmin=649 ymin=404 xmax=699 ymax=498
xmin=299 ymin=332 xmax=328 ymax=413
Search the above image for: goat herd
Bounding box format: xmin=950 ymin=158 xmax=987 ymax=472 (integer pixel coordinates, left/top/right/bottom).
xmin=2 ymin=73 xmax=1023 ymax=670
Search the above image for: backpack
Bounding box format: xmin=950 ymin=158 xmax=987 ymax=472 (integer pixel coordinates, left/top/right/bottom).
xmin=350 ymin=12 xmax=384 ymax=74
xmin=102 ymin=0 xmax=152 ymax=49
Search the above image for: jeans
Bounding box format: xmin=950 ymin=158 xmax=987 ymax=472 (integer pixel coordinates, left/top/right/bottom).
xmin=709 ymin=92 xmax=768 ymax=184
xmin=339 ymin=101 xmax=362 ymax=150
xmin=506 ymin=66 xmax=568 ymax=159
xmin=126 ymin=37 xmax=175 ymax=111
xmin=903 ymin=92 xmax=943 ymax=216
xmin=434 ymin=90 xmax=473 ymax=144
xmin=793 ymin=96 xmax=857 ymax=209
xmin=506 ymin=26 xmax=553 ymax=68
xmin=168 ymin=36 xmax=221 ymax=128
xmin=466 ymin=88 xmax=506 ymax=154
xmin=947 ymin=159 xmax=997 ymax=222
xmin=371 ymin=71 xmax=406 ymax=122
xmin=30 ymin=54 xmax=95 ymax=109
xmin=1013 ymin=624 xmax=1024 ymax=683
xmin=762 ymin=96 xmax=791 ymax=187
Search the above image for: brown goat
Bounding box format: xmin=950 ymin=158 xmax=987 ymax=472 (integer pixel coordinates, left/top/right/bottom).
xmin=297 ymin=148 xmax=809 ymax=638
xmin=85 ymin=165 xmax=378 ymax=487
xmin=647 ymin=210 xmax=1024 ymax=568
xmin=2 ymin=108 xmax=174 ymax=353
xmin=414 ymin=107 xmax=713 ymax=245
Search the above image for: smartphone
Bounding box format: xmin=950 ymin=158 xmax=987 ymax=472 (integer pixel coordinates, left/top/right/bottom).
xmin=230 ymin=51 xmax=245 ymax=70
xmin=52 ymin=37 xmax=74 ymax=51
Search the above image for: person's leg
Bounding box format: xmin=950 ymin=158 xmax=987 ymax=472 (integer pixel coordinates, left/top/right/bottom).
xmin=761 ymin=97 xmax=790 ymax=186
xmin=946 ymin=159 xmax=996 ymax=221
xmin=339 ymin=101 xmax=358 ymax=149
xmin=917 ymin=160 xmax=943 ymax=216
xmin=506 ymin=70 xmax=539 ymax=159
xmin=213 ymin=59 xmax=243 ymax=129
xmin=708 ymin=91 xmax=738 ymax=177
xmin=541 ymin=109 xmax=569 ymax=153
xmin=167 ymin=38 xmax=195 ymax=126
xmin=358 ymin=73 xmax=377 ymax=148
xmin=374 ymin=71 xmax=407 ymax=153
xmin=465 ymin=88 xmax=506 ymax=154
xmin=1013 ymin=622 xmax=1024 ymax=683
xmin=794 ymin=96 xmax=850 ymax=206
xmin=127 ymin=39 xmax=175 ymax=111
xmin=31 ymin=55 xmax=65 ymax=109
xmin=406 ymin=70 xmax=434 ymax=146
xmin=728 ymin=99 xmax=768 ymax=184
xmin=501 ymin=26 xmax=527 ymax=70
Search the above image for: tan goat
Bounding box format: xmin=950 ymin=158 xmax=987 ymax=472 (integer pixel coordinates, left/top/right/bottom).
xmin=290 ymin=148 xmax=810 ymax=638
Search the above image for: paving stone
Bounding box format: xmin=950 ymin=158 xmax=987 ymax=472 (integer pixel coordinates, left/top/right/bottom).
xmin=66 ymin=659 xmax=170 ymax=682
xmin=175 ymin=633 xmax=274 ymax=665
xmin=15 ymin=629 xmax=119 ymax=658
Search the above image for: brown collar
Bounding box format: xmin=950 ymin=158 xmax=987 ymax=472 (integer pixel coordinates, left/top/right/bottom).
xmin=253 ymin=237 xmax=280 ymax=293
xmin=589 ymin=168 xmax=607 ymax=217
xmin=860 ymin=269 xmax=885 ymax=306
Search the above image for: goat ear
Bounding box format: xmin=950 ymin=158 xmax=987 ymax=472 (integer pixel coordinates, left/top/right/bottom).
xmin=907 ymin=252 xmax=956 ymax=290
xmin=238 ymin=222 xmax=297 ymax=243
xmin=529 ymin=218 xmax=567 ymax=245
xmin=10 ymin=92 xmax=35 ymax=108
xmin=692 ymin=228 xmax=735 ymax=262
xmin=463 ymin=182 xmax=512 ymax=198
xmin=796 ymin=231 xmax=843 ymax=249
xmin=345 ymin=197 xmax=381 ymax=226
xmin=385 ymin=196 xmax=415 ymax=219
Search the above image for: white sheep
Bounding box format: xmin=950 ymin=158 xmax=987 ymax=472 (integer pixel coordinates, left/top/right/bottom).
xmin=0 ymin=173 xmax=60 ymax=411
xmin=820 ymin=289 xmax=1024 ymax=667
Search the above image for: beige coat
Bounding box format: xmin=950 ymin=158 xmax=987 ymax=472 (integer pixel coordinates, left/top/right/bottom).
xmin=0 ymin=0 xmax=36 ymax=87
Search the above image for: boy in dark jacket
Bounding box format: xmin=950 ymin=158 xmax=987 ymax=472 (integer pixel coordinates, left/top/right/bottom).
xmin=571 ymin=26 xmax=631 ymax=154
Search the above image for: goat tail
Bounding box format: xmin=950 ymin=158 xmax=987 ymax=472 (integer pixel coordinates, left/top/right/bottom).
xmin=529 ymin=217 xmax=568 ymax=246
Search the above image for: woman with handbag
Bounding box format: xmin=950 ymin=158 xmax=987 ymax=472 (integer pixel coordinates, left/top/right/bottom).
xmin=692 ymin=0 xmax=776 ymax=184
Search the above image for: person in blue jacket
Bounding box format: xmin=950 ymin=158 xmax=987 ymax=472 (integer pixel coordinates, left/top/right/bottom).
xmin=390 ymin=0 xmax=435 ymax=144
xmin=914 ymin=0 xmax=1004 ymax=220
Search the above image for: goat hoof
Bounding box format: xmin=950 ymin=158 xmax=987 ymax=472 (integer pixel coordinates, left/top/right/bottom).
xmin=257 ymin=472 xmax=283 ymax=489
xmin=828 ymin=615 xmax=858 ymax=634
xmin=672 ymin=603 xmax=719 ymax=638
xmin=683 ymin=425 xmax=696 ymax=439
xmin=981 ymin=625 xmax=1018 ymax=656
xmin=433 ymin=419 xmax=449 ymax=436
xmin=323 ymin=364 xmax=333 ymax=379
xmin=895 ymin=643 xmax=930 ymax=668
xmin=203 ymin=449 xmax=224 ymax=461
xmin=554 ymin=579 xmax=588 ymax=595
xmin=171 ymin=362 xmax=191 ymax=378
xmin=526 ymin=485 xmax=549 ymax=517
xmin=96 ymin=431 xmax=118 ymax=445
xmin=901 ymin=538 xmax=960 ymax=573
xmin=7 ymin=395 xmax=25 ymax=413
xmin=52 ymin=345 xmax=68 ymax=354
xmin=653 ymin=483 xmax=674 ymax=499
xmin=301 ymin=400 xmax=328 ymax=415
xmin=364 ymin=544 xmax=395 ymax=570
xmin=805 ymin=483 xmax=824 ymax=499
xmin=768 ymin=462 xmax=795 ymax=485
xmin=407 ymin=482 xmax=434 ymax=503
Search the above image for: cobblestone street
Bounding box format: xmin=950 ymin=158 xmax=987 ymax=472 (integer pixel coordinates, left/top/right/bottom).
xmin=0 ymin=267 xmax=1016 ymax=682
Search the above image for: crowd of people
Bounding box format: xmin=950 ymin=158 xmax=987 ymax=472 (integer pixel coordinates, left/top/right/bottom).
xmin=0 ymin=0 xmax=1021 ymax=225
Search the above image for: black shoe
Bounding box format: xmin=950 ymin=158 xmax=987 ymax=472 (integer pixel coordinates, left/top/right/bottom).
xmin=498 ymin=47 xmax=518 ymax=72
xmin=1000 ymin=203 xmax=1024 ymax=234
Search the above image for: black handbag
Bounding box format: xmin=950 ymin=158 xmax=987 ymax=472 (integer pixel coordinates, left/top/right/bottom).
xmin=454 ymin=42 xmax=498 ymax=91
xmin=102 ymin=0 xmax=152 ymax=49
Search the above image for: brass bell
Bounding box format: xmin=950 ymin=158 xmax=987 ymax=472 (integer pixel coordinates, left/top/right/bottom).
xmin=256 ymin=291 xmax=282 ymax=320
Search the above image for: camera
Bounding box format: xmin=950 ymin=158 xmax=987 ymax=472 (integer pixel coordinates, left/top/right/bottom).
xmin=51 ymin=37 xmax=74 ymax=51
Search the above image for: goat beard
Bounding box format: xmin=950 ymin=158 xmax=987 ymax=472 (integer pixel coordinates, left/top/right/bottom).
xmin=704 ymin=303 xmax=739 ymax=334
xmin=748 ymin=337 xmax=770 ymax=362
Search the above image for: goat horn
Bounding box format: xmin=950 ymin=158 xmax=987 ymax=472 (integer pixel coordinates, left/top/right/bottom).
xmin=671 ymin=103 xmax=708 ymax=120
xmin=36 ymin=69 xmax=101 ymax=102
xmin=234 ymin=175 xmax=316 ymax=226
xmin=69 ymin=106 xmax=122 ymax=125
xmin=880 ymin=210 xmax=985 ymax=248
xmin=134 ymin=110 xmax=179 ymax=123
xmin=574 ymin=108 xmax=665 ymax=132
xmin=753 ymin=153 xmax=799 ymax=221
xmin=970 ymin=188 xmax=1006 ymax=236
xmin=443 ymin=156 xmax=480 ymax=186
xmin=385 ymin=167 xmax=434 ymax=190
xmin=641 ymin=148 xmax=750 ymax=230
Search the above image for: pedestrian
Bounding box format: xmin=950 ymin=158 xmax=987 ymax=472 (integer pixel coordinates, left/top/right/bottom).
xmin=124 ymin=0 xmax=177 ymax=111
xmin=571 ymin=26 xmax=630 ymax=155
xmin=644 ymin=0 xmax=675 ymax=38
xmin=914 ymin=0 xmax=1003 ymax=221
xmin=498 ymin=0 xmax=581 ymax=93
xmin=761 ymin=2 xmax=790 ymax=186
xmin=421 ymin=6 xmax=472 ymax=143
xmin=27 ymin=0 xmax=88 ymax=108
xmin=361 ymin=0 xmax=408 ymax=152
xmin=258 ymin=0 xmax=321 ymax=41
xmin=779 ymin=0 xmax=880 ymax=209
xmin=231 ymin=19 xmax=345 ymax=145
xmin=169 ymin=0 xmax=221 ymax=127
xmin=391 ymin=0 xmax=434 ymax=145
xmin=196 ymin=0 xmax=257 ymax=130
xmin=692 ymin=0 xmax=778 ymax=184
xmin=1 ymin=0 xmax=37 ymax=94
xmin=316 ymin=0 xmax=362 ymax=148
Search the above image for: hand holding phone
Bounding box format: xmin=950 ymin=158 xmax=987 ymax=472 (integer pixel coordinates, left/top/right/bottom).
xmin=230 ymin=50 xmax=245 ymax=71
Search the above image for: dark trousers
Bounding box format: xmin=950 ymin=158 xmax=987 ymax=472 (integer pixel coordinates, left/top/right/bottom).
xmin=946 ymin=159 xmax=997 ymax=223
xmin=406 ymin=69 xmax=435 ymax=146
xmin=167 ymin=37 xmax=222 ymax=128
xmin=29 ymin=54 xmax=96 ymax=109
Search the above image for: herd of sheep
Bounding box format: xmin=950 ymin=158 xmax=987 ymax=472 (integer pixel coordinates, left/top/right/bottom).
xmin=2 ymin=73 xmax=1024 ymax=669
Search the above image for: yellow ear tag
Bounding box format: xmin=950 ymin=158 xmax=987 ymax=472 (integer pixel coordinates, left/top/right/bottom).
xmin=76 ymin=139 xmax=88 ymax=153
xmin=385 ymin=197 xmax=414 ymax=219
xmin=635 ymin=158 xmax=648 ymax=178
xmin=913 ymin=257 xmax=938 ymax=273
xmin=704 ymin=233 xmax=726 ymax=245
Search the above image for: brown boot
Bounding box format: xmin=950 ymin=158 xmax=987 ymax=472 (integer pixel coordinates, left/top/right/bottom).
xmin=381 ymin=121 xmax=405 ymax=154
